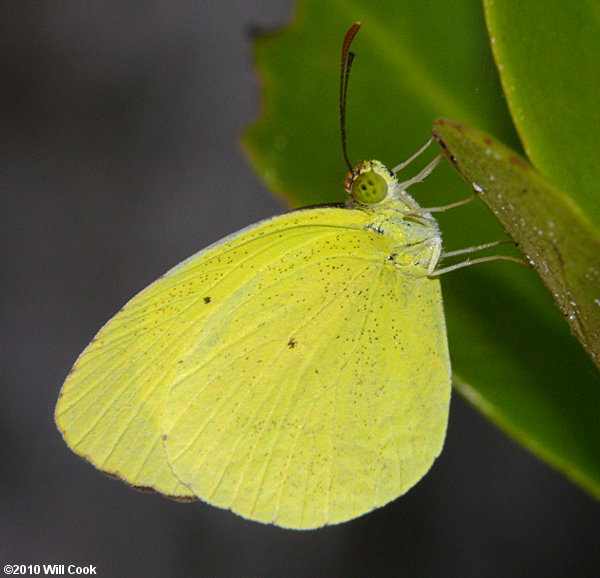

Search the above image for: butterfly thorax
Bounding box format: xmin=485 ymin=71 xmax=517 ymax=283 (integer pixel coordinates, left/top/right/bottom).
xmin=345 ymin=159 xmax=442 ymax=274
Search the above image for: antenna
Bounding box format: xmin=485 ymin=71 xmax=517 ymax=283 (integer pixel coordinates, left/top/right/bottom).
xmin=340 ymin=22 xmax=361 ymax=173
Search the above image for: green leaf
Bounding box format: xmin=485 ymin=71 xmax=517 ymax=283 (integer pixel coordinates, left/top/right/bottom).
xmin=243 ymin=0 xmax=600 ymax=498
xmin=433 ymin=118 xmax=600 ymax=368
xmin=244 ymin=0 xmax=518 ymax=209
xmin=483 ymin=0 xmax=600 ymax=216
xmin=433 ymin=118 xmax=600 ymax=496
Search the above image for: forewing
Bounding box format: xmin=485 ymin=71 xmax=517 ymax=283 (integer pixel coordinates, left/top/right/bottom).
xmin=55 ymin=207 xmax=389 ymax=496
xmin=161 ymin=208 xmax=451 ymax=528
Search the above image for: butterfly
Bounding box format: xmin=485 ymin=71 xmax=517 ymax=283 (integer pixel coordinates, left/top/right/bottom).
xmin=55 ymin=23 xmax=452 ymax=529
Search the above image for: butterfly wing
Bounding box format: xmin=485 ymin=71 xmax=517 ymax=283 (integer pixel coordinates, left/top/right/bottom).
xmin=160 ymin=207 xmax=450 ymax=528
xmin=55 ymin=205 xmax=450 ymax=526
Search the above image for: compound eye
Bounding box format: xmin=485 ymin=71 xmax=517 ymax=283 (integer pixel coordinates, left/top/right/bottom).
xmin=351 ymin=171 xmax=388 ymax=204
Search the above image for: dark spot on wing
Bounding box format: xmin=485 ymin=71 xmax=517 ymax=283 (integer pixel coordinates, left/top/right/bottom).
xmin=203 ymin=296 xmax=212 ymax=303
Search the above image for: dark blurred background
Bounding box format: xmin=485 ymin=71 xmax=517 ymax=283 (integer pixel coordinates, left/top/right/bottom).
xmin=2 ymin=3 xmax=598 ymax=577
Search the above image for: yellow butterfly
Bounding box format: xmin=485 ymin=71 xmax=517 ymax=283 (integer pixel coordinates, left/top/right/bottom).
xmin=55 ymin=23 xmax=452 ymax=529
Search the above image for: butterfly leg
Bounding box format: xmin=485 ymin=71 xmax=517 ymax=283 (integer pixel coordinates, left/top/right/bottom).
xmin=392 ymin=139 xmax=434 ymax=173
xmin=396 ymin=154 xmax=442 ymax=191
xmin=431 ymin=240 xmax=530 ymax=276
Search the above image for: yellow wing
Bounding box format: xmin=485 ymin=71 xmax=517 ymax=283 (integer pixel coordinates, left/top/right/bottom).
xmin=55 ymin=205 xmax=450 ymax=527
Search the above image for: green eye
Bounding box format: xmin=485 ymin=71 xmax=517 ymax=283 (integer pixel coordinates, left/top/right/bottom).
xmin=351 ymin=171 xmax=388 ymax=204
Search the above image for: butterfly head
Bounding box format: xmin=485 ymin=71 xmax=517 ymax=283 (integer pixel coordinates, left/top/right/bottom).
xmin=344 ymin=160 xmax=397 ymax=206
